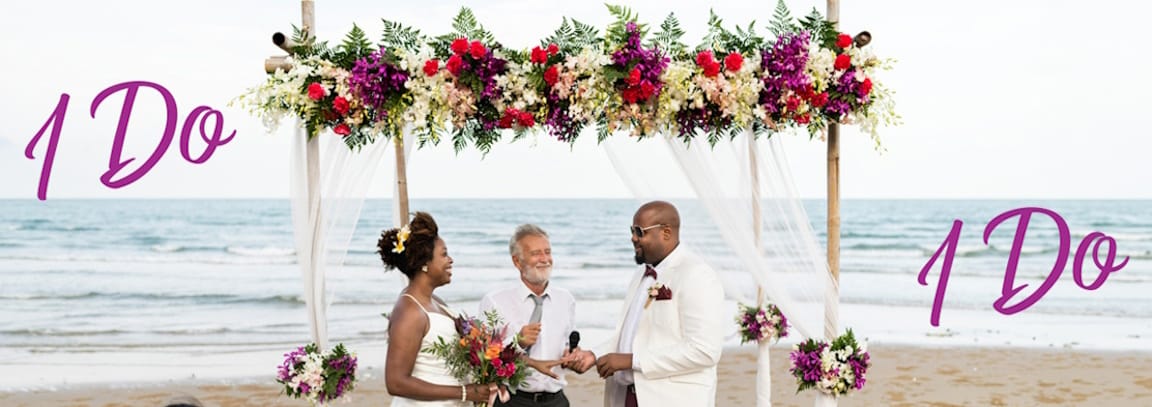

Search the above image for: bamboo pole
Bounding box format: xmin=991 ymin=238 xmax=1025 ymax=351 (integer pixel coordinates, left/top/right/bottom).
xmin=749 ymin=131 xmax=763 ymax=305
xmin=825 ymin=0 xmax=842 ymax=343
xmin=299 ymin=0 xmax=326 ymax=350
xmin=395 ymin=136 xmax=410 ymax=227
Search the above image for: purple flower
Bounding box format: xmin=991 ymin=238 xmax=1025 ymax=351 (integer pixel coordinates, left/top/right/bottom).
xmin=349 ymin=48 xmax=410 ymax=121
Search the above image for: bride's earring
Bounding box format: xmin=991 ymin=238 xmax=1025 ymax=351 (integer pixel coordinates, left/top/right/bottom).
xmin=421 ymin=265 xmax=429 ymax=273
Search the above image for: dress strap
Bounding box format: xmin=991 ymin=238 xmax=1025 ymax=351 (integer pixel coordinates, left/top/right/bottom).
xmin=401 ymin=293 xmax=429 ymax=314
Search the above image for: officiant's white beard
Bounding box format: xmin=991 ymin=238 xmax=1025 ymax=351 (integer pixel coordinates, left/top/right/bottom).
xmin=520 ymin=263 xmax=552 ymax=285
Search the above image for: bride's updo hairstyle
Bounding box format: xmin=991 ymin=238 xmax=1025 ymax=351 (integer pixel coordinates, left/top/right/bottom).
xmin=377 ymin=212 xmax=440 ymax=278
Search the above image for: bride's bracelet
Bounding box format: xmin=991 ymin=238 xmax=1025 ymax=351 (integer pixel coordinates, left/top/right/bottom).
xmin=460 ymin=384 xmax=467 ymax=402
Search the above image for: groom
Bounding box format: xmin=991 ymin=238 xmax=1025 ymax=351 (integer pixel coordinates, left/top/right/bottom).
xmin=568 ymin=201 xmax=725 ymax=407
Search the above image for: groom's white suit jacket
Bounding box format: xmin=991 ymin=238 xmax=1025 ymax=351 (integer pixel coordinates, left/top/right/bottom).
xmin=595 ymin=245 xmax=726 ymax=407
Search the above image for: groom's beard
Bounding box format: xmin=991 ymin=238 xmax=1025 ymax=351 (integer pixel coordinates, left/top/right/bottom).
xmin=521 ymin=263 xmax=552 ymax=285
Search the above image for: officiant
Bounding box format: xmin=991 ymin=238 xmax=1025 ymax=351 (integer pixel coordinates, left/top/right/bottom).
xmin=479 ymin=224 xmax=584 ymax=406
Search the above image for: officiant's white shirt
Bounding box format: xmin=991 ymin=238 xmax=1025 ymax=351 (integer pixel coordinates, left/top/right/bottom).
xmin=479 ymin=282 xmax=576 ymax=393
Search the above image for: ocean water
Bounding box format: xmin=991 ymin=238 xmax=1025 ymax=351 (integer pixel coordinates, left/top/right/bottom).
xmin=1 ymin=199 xmax=1150 ymax=388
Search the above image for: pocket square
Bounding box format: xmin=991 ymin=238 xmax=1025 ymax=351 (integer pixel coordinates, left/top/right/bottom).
xmin=655 ymin=285 xmax=673 ymax=300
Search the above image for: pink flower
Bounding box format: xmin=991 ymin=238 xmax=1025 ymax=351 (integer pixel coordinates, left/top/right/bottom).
xmin=333 ymin=123 xmax=351 ymax=136
xmin=469 ymin=40 xmax=486 ymax=59
xmin=307 ymin=83 xmax=325 ymax=101
xmin=724 ymin=52 xmax=743 ymax=72
xmin=332 ymin=96 xmax=349 ymax=115
xmin=450 ymin=38 xmax=469 ymax=55
xmin=834 ymin=54 xmax=851 ymax=70
xmin=423 ymin=59 xmax=439 ymax=76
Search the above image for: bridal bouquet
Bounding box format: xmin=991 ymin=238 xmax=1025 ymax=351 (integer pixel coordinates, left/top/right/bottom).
xmin=276 ymin=343 xmax=358 ymax=405
xmin=427 ymin=310 xmax=529 ymax=406
xmin=736 ymin=302 xmax=789 ymax=344
xmin=789 ymin=329 xmax=870 ymax=397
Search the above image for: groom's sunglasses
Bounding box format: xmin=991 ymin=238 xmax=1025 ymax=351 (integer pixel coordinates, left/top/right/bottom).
xmin=630 ymin=224 xmax=667 ymax=238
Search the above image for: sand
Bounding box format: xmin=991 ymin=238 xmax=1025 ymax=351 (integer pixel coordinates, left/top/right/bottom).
xmin=3 ymin=345 xmax=1152 ymax=406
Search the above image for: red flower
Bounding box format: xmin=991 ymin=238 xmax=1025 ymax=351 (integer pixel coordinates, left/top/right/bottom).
xmin=627 ymin=67 xmax=642 ymax=86
xmin=423 ymin=59 xmax=439 ymax=76
xmin=639 ymin=81 xmax=655 ymax=101
xmin=517 ymin=111 xmax=535 ymax=127
xmin=695 ymin=50 xmax=715 ymax=67
xmin=333 ymin=123 xmax=351 ymax=136
xmin=332 ymin=96 xmax=349 ymax=115
xmin=547 ymin=43 xmax=559 ymax=56
xmin=786 ymin=96 xmax=800 ymax=112
xmin=543 ymin=65 xmax=559 ymax=87
xmin=796 ymin=113 xmax=811 ymax=124
xmin=702 ymin=61 xmax=721 ymax=78
xmin=446 ymin=55 xmax=463 ymax=76
xmin=724 ymin=52 xmax=743 ymax=72
xmin=861 ymin=78 xmax=873 ymax=95
xmin=469 ymin=40 xmax=486 ymax=59
xmin=307 ymin=82 xmax=325 ymax=101
xmin=498 ymin=114 xmax=515 ymax=129
xmin=621 ymin=88 xmax=639 ymax=104
xmin=834 ymin=54 xmax=851 ymax=70
xmin=811 ymin=92 xmax=829 ymax=108
xmin=450 ymin=38 xmax=469 ymax=55
xmin=530 ymin=46 xmax=547 ymax=64
xmin=836 ymin=33 xmax=853 ymax=49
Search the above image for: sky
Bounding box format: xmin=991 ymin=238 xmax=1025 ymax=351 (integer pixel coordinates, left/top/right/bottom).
xmin=2 ymin=0 xmax=1151 ymax=199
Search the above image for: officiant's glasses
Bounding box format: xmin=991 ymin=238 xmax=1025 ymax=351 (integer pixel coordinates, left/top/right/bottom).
xmin=630 ymin=224 xmax=667 ymax=238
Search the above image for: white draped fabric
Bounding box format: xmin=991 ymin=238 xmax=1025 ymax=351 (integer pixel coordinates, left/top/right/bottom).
xmin=603 ymin=130 xmax=837 ymax=406
xmin=290 ymin=127 xmax=394 ymax=349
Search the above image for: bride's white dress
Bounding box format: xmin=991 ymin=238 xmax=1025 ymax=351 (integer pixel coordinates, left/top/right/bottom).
xmin=391 ymin=294 xmax=467 ymax=407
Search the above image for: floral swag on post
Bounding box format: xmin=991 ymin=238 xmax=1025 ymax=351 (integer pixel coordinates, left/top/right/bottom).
xmin=789 ymin=329 xmax=871 ymax=397
xmin=234 ymin=1 xmax=900 ymax=153
xmin=736 ymin=302 xmax=789 ymax=344
xmin=276 ymin=343 xmax=358 ymax=405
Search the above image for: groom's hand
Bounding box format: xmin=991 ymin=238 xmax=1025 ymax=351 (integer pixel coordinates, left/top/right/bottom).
xmin=595 ymin=353 xmax=632 ymax=378
xmin=562 ymin=348 xmax=595 ymax=373
xmin=517 ymin=323 xmax=541 ymax=348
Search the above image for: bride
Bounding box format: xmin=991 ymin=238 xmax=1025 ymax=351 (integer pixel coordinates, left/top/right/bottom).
xmin=379 ymin=212 xmax=558 ymax=406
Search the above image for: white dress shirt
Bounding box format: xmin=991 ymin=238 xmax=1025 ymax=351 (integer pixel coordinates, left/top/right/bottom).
xmin=479 ymin=281 xmax=576 ymax=393
xmin=614 ymin=271 xmax=655 ymax=386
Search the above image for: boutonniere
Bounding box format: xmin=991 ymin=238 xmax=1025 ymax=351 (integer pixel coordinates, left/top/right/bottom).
xmin=644 ymin=283 xmax=673 ymax=308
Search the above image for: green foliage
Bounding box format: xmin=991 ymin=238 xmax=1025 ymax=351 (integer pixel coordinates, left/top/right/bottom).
xmin=799 ymin=8 xmax=838 ymax=48
xmin=648 ymin=13 xmax=688 ymax=60
xmin=380 ymin=19 xmax=426 ymax=53
xmin=605 ymin=4 xmax=646 ymax=48
xmin=431 ymin=7 xmax=497 ymax=57
xmin=696 ymin=10 xmax=764 ymax=55
xmin=768 ymin=0 xmax=799 ymax=37
xmin=545 ymin=17 xmax=603 ymax=52
xmin=331 ymin=24 xmax=375 ymax=68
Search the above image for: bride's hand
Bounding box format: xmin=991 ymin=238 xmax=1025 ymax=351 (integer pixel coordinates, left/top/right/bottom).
xmin=464 ymin=383 xmax=493 ymax=403
xmin=526 ymin=358 xmax=563 ymax=379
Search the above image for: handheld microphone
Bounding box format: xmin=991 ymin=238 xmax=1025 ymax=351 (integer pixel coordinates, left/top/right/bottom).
xmin=568 ymin=331 xmax=580 ymax=353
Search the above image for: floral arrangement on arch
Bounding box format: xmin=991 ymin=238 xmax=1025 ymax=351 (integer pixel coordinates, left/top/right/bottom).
xmin=427 ymin=310 xmax=529 ymax=406
xmin=236 ymin=1 xmax=898 ymax=152
xmin=789 ymin=329 xmax=871 ymax=397
xmin=276 ymin=342 xmax=358 ymax=405
xmin=736 ymin=302 xmax=789 ymax=344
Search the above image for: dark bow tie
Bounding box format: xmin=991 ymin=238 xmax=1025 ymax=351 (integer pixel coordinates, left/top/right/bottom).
xmin=643 ymin=265 xmax=658 ymax=280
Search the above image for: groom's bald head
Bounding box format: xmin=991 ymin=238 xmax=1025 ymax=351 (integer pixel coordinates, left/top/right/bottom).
xmin=631 ymin=201 xmax=681 ymax=265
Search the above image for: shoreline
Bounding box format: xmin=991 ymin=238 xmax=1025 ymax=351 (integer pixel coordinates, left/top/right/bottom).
xmin=5 ymin=345 xmax=1152 ymax=406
